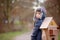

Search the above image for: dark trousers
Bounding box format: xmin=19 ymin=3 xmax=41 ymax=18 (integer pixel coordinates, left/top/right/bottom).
xmin=31 ymin=26 xmax=42 ymax=40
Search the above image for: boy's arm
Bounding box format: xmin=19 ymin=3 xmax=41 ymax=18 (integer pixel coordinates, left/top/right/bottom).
xmin=42 ymin=13 xmax=46 ymax=21
xmin=41 ymin=7 xmax=46 ymax=21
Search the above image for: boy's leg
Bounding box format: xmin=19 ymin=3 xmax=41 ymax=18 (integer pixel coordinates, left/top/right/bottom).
xmin=31 ymin=27 xmax=39 ymax=40
xmin=37 ymin=29 xmax=42 ymax=40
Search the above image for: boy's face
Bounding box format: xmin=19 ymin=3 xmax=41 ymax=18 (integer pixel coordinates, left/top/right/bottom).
xmin=36 ymin=11 xmax=41 ymax=18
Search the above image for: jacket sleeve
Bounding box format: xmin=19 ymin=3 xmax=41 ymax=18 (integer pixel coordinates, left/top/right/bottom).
xmin=42 ymin=12 xmax=46 ymax=21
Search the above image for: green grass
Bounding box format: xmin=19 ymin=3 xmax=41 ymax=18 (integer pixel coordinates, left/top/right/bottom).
xmin=0 ymin=30 xmax=60 ymax=40
xmin=0 ymin=29 xmax=28 ymax=40
xmin=58 ymin=31 xmax=60 ymax=40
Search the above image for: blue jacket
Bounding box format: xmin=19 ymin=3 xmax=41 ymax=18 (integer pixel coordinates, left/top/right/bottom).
xmin=33 ymin=9 xmax=46 ymax=27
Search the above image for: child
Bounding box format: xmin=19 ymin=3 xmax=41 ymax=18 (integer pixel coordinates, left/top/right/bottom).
xmin=31 ymin=8 xmax=46 ymax=40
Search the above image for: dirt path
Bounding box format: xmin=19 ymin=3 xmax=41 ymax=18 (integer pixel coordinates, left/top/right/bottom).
xmin=13 ymin=32 xmax=32 ymax=40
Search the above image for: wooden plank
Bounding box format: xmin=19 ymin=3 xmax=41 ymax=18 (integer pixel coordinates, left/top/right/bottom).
xmin=40 ymin=17 xmax=53 ymax=29
xmin=42 ymin=29 xmax=49 ymax=40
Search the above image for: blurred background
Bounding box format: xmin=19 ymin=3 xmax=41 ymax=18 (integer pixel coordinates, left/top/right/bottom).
xmin=0 ymin=0 xmax=60 ymax=40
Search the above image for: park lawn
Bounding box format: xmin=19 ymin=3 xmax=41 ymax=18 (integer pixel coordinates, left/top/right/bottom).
xmin=58 ymin=31 xmax=60 ymax=40
xmin=0 ymin=29 xmax=29 ymax=40
xmin=0 ymin=29 xmax=60 ymax=40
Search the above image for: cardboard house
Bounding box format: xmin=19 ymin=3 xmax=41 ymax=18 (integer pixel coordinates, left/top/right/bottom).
xmin=40 ymin=17 xmax=58 ymax=40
